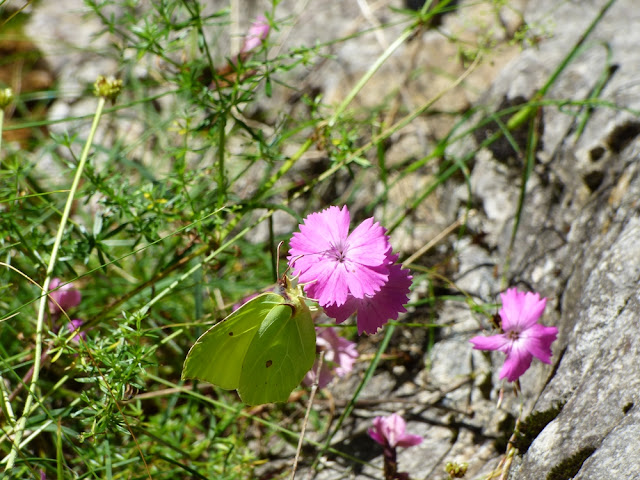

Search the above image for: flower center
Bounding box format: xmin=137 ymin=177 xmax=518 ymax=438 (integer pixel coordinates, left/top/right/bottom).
xmin=507 ymin=330 xmax=520 ymax=341
xmin=328 ymin=241 xmax=348 ymax=262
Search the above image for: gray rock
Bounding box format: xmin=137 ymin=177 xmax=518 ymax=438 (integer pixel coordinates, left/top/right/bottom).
xmin=462 ymin=0 xmax=640 ymax=477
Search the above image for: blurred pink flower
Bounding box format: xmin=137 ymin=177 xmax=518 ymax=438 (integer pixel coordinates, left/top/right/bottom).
xmin=240 ymin=15 xmax=270 ymax=54
xmin=231 ymin=292 xmax=260 ymax=312
xmin=48 ymin=278 xmax=81 ymax=316
xmin=66 ymin=319 xmax=86 ymax=343
xmin=323 ymin=254 xmax=412 ymax=335
xmin=304 ymin=327 xmax=358 ymax=388
xmin=288 ymin=206 xmax=391 ymax=307
xmin=470 ymin=288 xmax=558 ymax=382
xmin=368 ymin=413 xmax=423 ymax=448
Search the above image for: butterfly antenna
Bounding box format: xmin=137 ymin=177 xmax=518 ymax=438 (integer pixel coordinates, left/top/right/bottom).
xmin=286 ymin=254 xmax=306 ymax=278
xmin=275 ymin=241 xmax=285 ymax=279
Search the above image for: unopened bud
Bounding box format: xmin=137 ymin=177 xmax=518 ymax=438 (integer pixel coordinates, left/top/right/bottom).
xmin=445 ymin=461 xmax=468 ymax=478
xmin=93 ymin=76 xmax=123 ymax=102
xmin=240 ymin=15 xmax=270 ymax=54
xmin=0 ymin=88 xmax=14 ymax=109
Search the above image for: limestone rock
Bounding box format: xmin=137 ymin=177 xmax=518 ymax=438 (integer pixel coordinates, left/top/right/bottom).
xmin=464 ymin=0 xmax=640 ymax=477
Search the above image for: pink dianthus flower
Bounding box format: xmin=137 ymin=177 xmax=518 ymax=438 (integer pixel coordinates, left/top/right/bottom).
xmin=368 ymin=413 xmax=423 ymax=448
xmin=304 ymin=326 xmax=358 ymax=388
xmin=470 ymin=288 xmax=558 ymax=382
xmin=66 ymin=319 xmax=86 ymax=344
xmin=48 ymin=278 xmax=81 ymax=317
xmin=231 ymin=292 xmax=260 ymax=312
xmin=323 ymin=254 xmax=412 ymax=335
xmin=288 ymin=206 xmax=391 ymax=307
xmin=240 ymin=15 xmax=270 ymax=54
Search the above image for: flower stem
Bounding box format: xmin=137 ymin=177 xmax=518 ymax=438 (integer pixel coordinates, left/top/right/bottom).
xmin=383 ymin=445 xmax=399 ymax=480
xmin=290 ymin=351 xmax=324 ymax=480
xmin=4 ymin=96 xmax=106 ymax=472
xmin=0 ymin=108 xmax=4 ymax=157
xmin=0 ymin=88 xmax=13 ymax=157
xmin=217 ymin=116 xmax=227 ymax=207
xmin=0 ymin=373 xmax=16 ymax=427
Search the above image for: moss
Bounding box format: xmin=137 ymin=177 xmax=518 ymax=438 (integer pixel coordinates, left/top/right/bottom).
xmin=512 ymin=403 xmax=564 ymax=454
xmin=546 ymin=446 xmax=597 ymax=480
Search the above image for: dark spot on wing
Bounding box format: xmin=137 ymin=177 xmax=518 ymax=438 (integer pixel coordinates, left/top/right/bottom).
xmin=266 ymin=360 xmax=273 ymax=368
xmin=228 ymin=332 xmax=234 ymax=336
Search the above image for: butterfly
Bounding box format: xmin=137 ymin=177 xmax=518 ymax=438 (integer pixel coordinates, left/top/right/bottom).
xmin=182 ymin=275 xmax=316 ymax=405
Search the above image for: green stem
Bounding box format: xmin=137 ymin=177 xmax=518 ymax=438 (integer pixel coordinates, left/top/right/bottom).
xmin=254 ymin=137 xmax=314 ymax=201
xmin=506 ymin=0 xmax=618 ymax=130
xmin=311 ymin=324 xmax=396 ymax=471
xmin=139 ymin=209 xmax=276 ymax=314
xmin=0 ymin=373 xmax=15 ymax=427
xmin=147 ymin=373 xmax=361 ymax=463
xmin=574 ymin=43 xmax=614 ymax=142
xmin=328 ymin=27 xmax=415 ymax=127
xmin=217 ymin=116 xmax=227 ymax=207
xmin=252 ymin=19 xmax=422 ymax=206
xmin=503 ymin=110 xmax=539 ymax=287
xmin=0 ymin=109 xmax=4 ymax=157
xmin=293 ymin=53 xmax=481 ymax=208
xmin=4 ymin=97 xmax=106 ymax=471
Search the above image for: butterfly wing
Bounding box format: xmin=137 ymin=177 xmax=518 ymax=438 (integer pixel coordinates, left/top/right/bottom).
xmin=238 ymin=302 xmax=316 ymax=405
xmin=182 ymin=292 xmax=285 ymax=390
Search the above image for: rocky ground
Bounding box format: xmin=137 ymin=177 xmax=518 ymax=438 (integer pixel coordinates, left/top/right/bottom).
xmin=16 ymin=0 xmax=640 ymax=478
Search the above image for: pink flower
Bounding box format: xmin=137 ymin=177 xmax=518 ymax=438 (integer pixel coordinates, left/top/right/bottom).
xmin=288 ymin=206 xmax=391 ymax=307
xmin=48 ymin=278 xmax=81 ymax=316
xmin=368 ymin=413 xmax=423 ymax=448
xmin=304 ymin=327 xmax=358 ymax=388
xmin=232 ymin=292 xmax=260 ymax=311
xmin=66 ymin=319 xmax=86 ymax=344
xmin=240 ymin=15 xmax=270 ymax=54
xmin=323 ymin=255 xmax=412 ymax=335
xmin=470 ymin=288 xmax=558 ymax=382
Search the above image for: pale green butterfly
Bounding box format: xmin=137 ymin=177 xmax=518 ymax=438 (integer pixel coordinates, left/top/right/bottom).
xmin=182 ymin=275 xmax=316 ymax=405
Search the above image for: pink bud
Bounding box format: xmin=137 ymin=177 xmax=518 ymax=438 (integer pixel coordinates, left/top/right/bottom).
xmin=48 ymin=278 xmax=81 ymax=316
xmin=66 ymin=319 xmax=86 ymax=343
xmin=368 ymin=413 xmax=423 ymax=448
xmin=303 ymin=327 xmax=358 ymax=388
xmin=240 ymin=15 xmax=270 ymax=54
